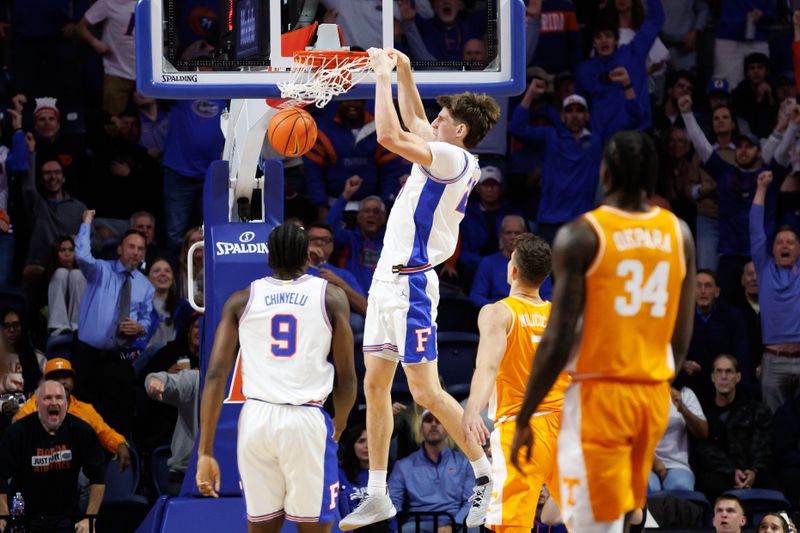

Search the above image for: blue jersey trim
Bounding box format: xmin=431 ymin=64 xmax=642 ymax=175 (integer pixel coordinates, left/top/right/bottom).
xmin=403 ymin=273 xmax=437 ymax=363
xmin=420 ymin=151 xmax=472 ymax=184
xmin=408 ymin=180 xmax=448 ymax=266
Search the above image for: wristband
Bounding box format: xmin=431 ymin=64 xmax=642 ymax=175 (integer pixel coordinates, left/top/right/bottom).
xmin=623 ymin=83 xmax=633 ymax=91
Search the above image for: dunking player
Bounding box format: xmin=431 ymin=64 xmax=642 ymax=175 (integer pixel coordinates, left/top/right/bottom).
xmin=196 ymin=223 xmax=357 ymax=532
xmin=339 ymin=48 xmax=500 ymax=530
xmin=462 ymin=233 xmax=569 ymax=533
xmin=510 ymin=131 xmax=697 ymax=533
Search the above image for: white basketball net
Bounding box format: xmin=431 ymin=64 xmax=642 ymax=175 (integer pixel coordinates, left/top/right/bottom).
xmin=278 ymin=52 xmax=373 ymax=108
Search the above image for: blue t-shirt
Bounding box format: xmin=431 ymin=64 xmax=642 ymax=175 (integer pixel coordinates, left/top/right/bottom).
xmin=702 ymin=153 xmax=782 ymax=256
xmin=162 ymin=99 xmax=227 ymax=179
xmin=469 ymin=252 xmax=553 ymax=308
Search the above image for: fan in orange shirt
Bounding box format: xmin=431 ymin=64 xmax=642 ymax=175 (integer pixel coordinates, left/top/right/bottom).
xmin=462 ymin=233 xmax=569 ymax=533
xmin=510 ymin=131 xmax=697 ymax=533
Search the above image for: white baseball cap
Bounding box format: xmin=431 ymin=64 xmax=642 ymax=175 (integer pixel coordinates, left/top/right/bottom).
xmin=478 ymin=165 xmax=503 ymax=184
xmin=562 ymin=94 xmax=588 ymax=110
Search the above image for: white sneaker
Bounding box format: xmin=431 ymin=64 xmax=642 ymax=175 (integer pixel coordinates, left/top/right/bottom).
xmin=339 ymin=492 xmax=397 ymax=531
xmin=465 ymin=477 xmax=492 ymax=528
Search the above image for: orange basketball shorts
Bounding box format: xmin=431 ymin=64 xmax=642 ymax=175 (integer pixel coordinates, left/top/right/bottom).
xmin=556 ymin=380 xmax=670 ymax=526
xmin=486 ymin=411 xmax=561 ymax=528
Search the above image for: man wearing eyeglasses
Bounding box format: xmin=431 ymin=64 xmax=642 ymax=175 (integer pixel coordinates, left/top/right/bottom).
xmin=326 ymin=177 xmax=388 ymax=293
xmin=695 ymin=353 xmax=774 ymax=500
xmin=306 ymin=222 xmax=368 ymax=334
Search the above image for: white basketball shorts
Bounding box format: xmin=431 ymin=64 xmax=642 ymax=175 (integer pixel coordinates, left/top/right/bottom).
xmin=363 ymin=269 xmax=439 ymax=365
xmin=237 ymin=399 xmax=340 ymax=524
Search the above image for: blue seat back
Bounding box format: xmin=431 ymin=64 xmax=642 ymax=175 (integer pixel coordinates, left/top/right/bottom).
xmin=104 ymin=446 xmax=141 ymax=501
xmin=151 ymin=445 xmax=172 ymax=496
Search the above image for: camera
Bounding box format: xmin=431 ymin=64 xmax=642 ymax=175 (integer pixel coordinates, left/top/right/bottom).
xmin=0 ymin=392 xmax=26 ymax=409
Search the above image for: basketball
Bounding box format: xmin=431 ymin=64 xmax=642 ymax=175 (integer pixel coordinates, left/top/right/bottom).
xmin=267 ymin=107 xmax=318 ymax=157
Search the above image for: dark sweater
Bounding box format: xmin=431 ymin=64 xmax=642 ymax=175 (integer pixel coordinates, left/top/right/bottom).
xmin=682 ymin=303 xmax=750 ymax=397
xmin=696 ymin=390 xmax=773 ymax=476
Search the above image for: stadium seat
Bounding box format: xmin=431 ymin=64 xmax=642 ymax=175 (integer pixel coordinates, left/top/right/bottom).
xmin=96 ymin=446 xmax=150 ymax=533
xmin=648 ymin=490 xmax=711 ymax=528
xmin=436 ymin=332 xmax=479 ymax=400
xmin=151 ymin=445 xmax=172 ymax=496
xmin=724 ymin=488 xmax=790 ymax=524
xmin=0 ymin=286 xmax=24 ymax=316
xmin=134 ymin=342 xmax=166 ymax=377
xmin=45 ymin=333 xmax=74 ymax=360
xmin=436 ymin=294 xmax=478 ymax=333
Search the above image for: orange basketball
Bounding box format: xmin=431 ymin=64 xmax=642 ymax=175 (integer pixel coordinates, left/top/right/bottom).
xmin=267 ymin=107 xmax=318 ymax=157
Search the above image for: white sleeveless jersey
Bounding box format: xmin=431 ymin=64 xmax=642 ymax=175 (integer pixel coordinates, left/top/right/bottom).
xmin=374 ymin=142 xmax=480 ymax=281
xmin=238 ymin=275 xmax=333 ymax=405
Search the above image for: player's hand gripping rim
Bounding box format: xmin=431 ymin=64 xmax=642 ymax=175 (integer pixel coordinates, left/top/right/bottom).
xmin=196 ymin=454 xmax=221 ymax=498
xmin=509 ymin=423 xmax=533 ymax=473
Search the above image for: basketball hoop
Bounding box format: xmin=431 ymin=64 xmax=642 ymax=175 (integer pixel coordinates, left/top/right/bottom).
xmin=278 ymin=50 xmax=372 ymax=108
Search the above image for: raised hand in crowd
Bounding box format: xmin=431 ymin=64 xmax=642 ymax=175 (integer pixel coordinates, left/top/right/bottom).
xmin=520 ymin=77 xmax=547 ymax=107
xmin=11 ymin=94 xmax=26 ymax=114
xmin=677 ymin=94 xmax=693 ymax=114
xmin=82 ymin=209 xmax=96 ymax=225
xmin=6 ymin=108 xmax=21 ymax=132
xmin=342 ymin=175 xmax=364 ymax=200
xmin=398 ymin=0 xmax=417 ymax=23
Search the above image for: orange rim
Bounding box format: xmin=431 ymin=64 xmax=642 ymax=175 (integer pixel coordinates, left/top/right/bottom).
xmin=292 ymin=50 xmax=370 ymax=68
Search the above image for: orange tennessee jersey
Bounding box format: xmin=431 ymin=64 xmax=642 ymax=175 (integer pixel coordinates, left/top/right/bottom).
xmin=489 ymin=297 xmax=570 ymax=422
xmin=571 ymin=205 xmax=686 ymax=382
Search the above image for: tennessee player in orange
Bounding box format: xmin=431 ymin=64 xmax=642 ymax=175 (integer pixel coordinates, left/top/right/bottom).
xmin=510 ymin=131 xmax=697 ymax=533
xmin=462 ymin=233 xmax=569 ymax=533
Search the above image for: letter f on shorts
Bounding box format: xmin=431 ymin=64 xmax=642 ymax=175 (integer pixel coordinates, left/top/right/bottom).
xmin=415 ymin=328 xmax=432 ymax=352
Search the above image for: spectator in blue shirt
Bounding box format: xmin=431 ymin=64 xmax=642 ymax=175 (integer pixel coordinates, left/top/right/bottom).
xmin=713 ymin=0 xmax=774 ymax=88
xmin=509 ymin=69 xmax=645 ymax=244
xmin=161 ymin=98 xmax=226 ymax=257
xmin=401 ymin=0 xmax=485 ymax=62
xmin=306 ymin=222 xmax=367 ymax=335
xmin=749 ymin=171 xmax=800 ymax=412
xmin=575 ymin=0 xmax=664 ymax=131
xmin=470 ymin=215 xmax=549 ymax=308
xmin=680 ymin=269 xmax=750 ymax=401
xmin=458 ymin=166 xmax=525 ymax=283
xmin=327 ymin=177 xmax=387 ymax=292
xmin=72 ymin=209 xmax=154 ymax=437
xmin=679 ymin=94 xmax=794 ymax=301
xmin=388 ymin=410 xmax=475 ymax=533
xmin=304 ymin=100 xmax=410 ymax=221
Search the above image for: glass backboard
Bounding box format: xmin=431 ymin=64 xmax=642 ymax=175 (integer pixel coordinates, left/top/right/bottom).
xmin=135 ymin=0 xmax=527 ymax=100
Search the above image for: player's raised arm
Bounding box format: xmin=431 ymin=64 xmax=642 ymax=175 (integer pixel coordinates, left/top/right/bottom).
xmin=510 ymin=220 xmax=596 ymax=470
xmin=368 ymin=47 xmax=434 ymax=166
xmin=388 ymin=47 xmax=435 ymax=141
xmin=326 ymin=283 xmax=357 ymax=441
xmin=196 ymin=287 xmax=249 ymax=498
xmin=462 ymin=303 xmax=511 ymax=446
xmin=670 ymin=219 xmax=697 ymax=374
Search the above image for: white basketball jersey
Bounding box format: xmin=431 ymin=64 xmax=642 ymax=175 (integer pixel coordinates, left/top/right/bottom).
xmin=238 ymin=275 xmax=333 ymax=405
xmin=374 ymin=142 xmax=480 ymax=281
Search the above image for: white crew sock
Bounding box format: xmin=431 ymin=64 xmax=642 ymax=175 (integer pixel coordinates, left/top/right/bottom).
xmin=470 ymin=454 xmax=492 ymax=482
xmin=366 ymin=470 xmax=388 ymax=496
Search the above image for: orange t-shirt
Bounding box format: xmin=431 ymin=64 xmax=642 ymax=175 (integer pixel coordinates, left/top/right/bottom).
xmin=570 ymin=206 xmax=686 ymax=383
xmin=489 ymin=297 xmax=570 ymax=422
